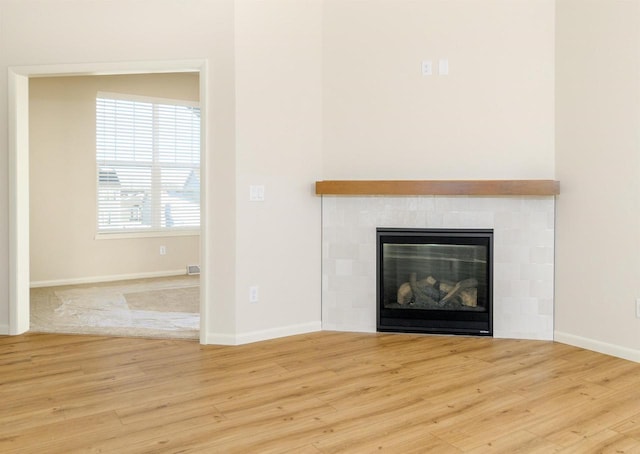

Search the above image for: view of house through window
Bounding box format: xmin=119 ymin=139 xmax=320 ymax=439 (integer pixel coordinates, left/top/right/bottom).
xmin=96 ymin=92 xmax=201 ymax=234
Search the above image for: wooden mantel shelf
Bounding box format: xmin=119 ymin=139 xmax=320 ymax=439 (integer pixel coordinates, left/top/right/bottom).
xmin=315 ymin=180 xmax=560 ymax=196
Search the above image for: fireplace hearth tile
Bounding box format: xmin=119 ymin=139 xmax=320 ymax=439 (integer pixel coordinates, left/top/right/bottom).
xmin=530 ymin=280 xmax=554 ymax=299
xmin=530 ymin=246 xmax=554 ymax=264
xmin=494 ymin=245 xmax=530 ymax=264
xmin=520 ymin=263 xmax=554 ymax=281
xmin=494 ymin=263 xmax=521 ymax=281
xmin=538 ymin=298 xmax=553 ymax=315
xmin=335 ymin=259 xmax=353 ymax=276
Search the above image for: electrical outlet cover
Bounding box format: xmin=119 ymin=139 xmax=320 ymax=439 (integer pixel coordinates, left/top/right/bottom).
xmin=249 ymin=286 xmax=259 ymax=303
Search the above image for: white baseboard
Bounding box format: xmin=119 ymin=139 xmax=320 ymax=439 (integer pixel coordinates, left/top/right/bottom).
xmin=0 ymin=324 xmax=9 ymax=335
xmin=321 ymin=324 xmax=375 ymax=334
xmin=554 ymin=331 xmax=640 ymax=363
xmin=30 ymin=269 xmax=187 ymax=288
xmin=203 ymin=322 xmax=322 ymax=346
xmin=202 ymin=332 xmax=238 ymax=345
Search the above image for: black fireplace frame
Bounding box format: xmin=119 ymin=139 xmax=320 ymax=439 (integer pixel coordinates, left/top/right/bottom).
xmin=376 ymin=228 xmax=493 ymax=336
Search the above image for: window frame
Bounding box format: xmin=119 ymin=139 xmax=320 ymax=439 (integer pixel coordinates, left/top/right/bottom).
xmin=95 ymin=91 xmax=201 ymax=239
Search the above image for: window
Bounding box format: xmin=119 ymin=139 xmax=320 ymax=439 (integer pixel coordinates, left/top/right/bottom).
xmin=96 ymin=92 xmax=200 ymax=235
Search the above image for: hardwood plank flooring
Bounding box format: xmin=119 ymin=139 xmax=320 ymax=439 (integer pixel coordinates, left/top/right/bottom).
xmin=1 ymin=332 xmax=639 ymax=453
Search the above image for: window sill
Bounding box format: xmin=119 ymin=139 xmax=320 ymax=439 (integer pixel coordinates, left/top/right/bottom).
xmin=95 ymin=230 xmax=200 ymax=240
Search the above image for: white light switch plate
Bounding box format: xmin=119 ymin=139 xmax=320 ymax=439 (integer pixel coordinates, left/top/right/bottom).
xmin=250 ymin=286 xmax=259 ymax=303
xmin=249 ymin=185 xmax=265 ymax=201
xmin=421 ymin=60 xmax=433 ymax=76
xmin=438 ymin=59 xmax=449 ymax=75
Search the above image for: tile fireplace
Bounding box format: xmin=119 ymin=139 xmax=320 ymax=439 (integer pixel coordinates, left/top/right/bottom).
xmin=320 ymin=189 xmax=556 ymax=340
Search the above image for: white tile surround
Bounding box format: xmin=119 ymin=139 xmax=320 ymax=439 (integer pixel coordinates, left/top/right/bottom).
xmin=321 ymin=196 xmax=555 ymax=340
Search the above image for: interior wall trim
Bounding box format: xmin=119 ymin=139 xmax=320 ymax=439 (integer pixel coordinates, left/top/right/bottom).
xmin=235 ymin=322 xmax=322 ymax=345
xmin=554 ymin=330 xmax=640 ymax=363
xmin=30 ymin=269 xmax=188 ymax=288
xmin=205 ymin=322 xmax=322 ymax=346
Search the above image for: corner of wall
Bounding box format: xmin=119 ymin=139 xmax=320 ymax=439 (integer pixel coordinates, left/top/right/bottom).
xmin=203 ymin=331 xmax=239 ymax=346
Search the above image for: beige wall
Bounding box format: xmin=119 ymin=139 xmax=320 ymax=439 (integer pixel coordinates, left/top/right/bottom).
xmin=234 ymin=0 xmax=323 ymax=338
xmin=29 ymin=73 xmax=200 ymax=284
xmin=555 ymin=0 xmax=640 ymax=360
xmin=322 ymin=0 xmax=555 ymax=180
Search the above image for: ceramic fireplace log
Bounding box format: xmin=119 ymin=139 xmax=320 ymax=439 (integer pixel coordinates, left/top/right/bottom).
xmin=440 ymin=278 xmax=479 ymax=305
xmin=396 ymin=275 xmax=479 ymax=307
xmin=431 ymin=284 xmax=478 ymax=307
xmin=408 ymin=273 xmax=439 ymax=306
xmin=396 ymin=282 xmax=413 ymax=305
xmin=459 ymin=287 xmax=478 ymax=307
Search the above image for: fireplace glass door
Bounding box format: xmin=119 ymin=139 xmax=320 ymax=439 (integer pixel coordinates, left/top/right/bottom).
xmin=377 ymin=228 xmax=493 ymax=336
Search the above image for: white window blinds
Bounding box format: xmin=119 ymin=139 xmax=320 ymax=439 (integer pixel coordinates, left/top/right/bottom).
xmin=96 ymin=93 xmax=201 ymax=233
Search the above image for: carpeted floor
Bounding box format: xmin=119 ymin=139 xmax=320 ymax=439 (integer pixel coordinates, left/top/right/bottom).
xmin=30 ymin=275 xmax=200 ymax=340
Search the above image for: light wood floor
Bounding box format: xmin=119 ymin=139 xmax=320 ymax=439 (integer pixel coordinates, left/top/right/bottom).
xmin=1 ymin=332 xmax=639 ymax=453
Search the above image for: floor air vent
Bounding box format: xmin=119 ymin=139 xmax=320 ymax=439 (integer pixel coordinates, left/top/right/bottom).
xmin=187 ymin=265 xmax=201 ymax=275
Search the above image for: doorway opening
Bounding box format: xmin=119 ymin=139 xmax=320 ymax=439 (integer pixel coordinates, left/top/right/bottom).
xmin=8 ymin=60 xmax=209 ymax=343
